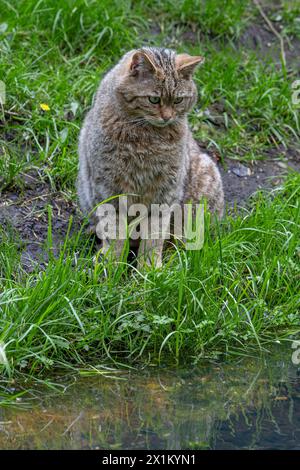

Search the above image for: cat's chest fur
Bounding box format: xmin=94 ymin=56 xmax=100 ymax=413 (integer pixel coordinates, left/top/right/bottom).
xmin=101 ymin=129 xmax=186 ymax=205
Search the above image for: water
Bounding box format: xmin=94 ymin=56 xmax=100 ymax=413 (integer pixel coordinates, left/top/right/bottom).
xmin=0 ymin=346 xmax=299 ymax=449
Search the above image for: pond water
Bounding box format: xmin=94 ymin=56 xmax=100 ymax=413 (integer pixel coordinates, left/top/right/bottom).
xmin=0 ymin=345 xmax=299 ymax=449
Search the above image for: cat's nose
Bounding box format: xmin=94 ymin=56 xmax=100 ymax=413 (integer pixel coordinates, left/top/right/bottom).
xmin=160 ymin=108 xmax=173 ymax=122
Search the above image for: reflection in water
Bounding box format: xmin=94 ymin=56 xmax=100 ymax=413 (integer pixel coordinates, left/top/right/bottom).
xmin=0 ymin=346 xmax=299 ymax=449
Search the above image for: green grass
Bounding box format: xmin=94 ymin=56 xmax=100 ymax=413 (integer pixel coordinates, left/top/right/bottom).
xmin=0 ymin=0 xmax=300 ymax=381
xmin=1 ymin=174 xmax=300 ymax=377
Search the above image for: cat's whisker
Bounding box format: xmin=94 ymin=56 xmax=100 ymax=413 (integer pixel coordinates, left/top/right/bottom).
xmin=119 ymin=117 xmax=148 ymax=128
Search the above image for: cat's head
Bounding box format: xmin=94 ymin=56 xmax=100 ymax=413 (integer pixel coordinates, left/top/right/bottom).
xmin=116 ymin=47 xmax=204 ymax=127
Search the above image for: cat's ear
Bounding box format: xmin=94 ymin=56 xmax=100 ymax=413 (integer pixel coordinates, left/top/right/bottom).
xmin=175 ymin=54 xmax=204 ymax=78
xmin=129 ymin=50 xmax=159 ymax=77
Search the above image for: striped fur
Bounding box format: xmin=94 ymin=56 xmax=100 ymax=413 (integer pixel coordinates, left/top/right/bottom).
xmin=78 ymin=47 xmax=224 ymax=265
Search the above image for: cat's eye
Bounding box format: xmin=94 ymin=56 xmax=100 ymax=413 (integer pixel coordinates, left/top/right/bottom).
xmin=149 ymin=96 xmax=160 ymax=104
xmin=174 ymin=97 xmax=183 ymax=104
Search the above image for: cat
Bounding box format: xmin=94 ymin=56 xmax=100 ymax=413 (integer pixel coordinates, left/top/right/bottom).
xmin=78 ymin=47 xmax=224 ymax=267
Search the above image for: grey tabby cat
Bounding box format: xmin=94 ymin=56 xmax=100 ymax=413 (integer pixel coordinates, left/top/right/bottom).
xmin=78 ymin=47 xmax=224 ymax=267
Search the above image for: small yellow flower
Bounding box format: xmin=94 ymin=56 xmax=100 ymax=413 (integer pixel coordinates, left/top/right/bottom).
xmin=40 ymin=103 xmax=50 ymax=111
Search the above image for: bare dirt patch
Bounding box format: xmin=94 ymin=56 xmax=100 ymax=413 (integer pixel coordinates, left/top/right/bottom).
xmin=0 ymin=173 xmax=79 ymax=271
xmin=239 ymin=22 xmax=300 ymax=67
xmin=219 ymin=147 xmax=300 ymax=208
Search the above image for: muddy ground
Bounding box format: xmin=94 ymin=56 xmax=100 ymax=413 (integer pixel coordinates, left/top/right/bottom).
xmin=0 ymin=173 xmax=79 ymax=270
xmin=179 ymin=6 xmax=300 ymax=69
xmin=219 ymin=146 xmax=300 ymax=207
